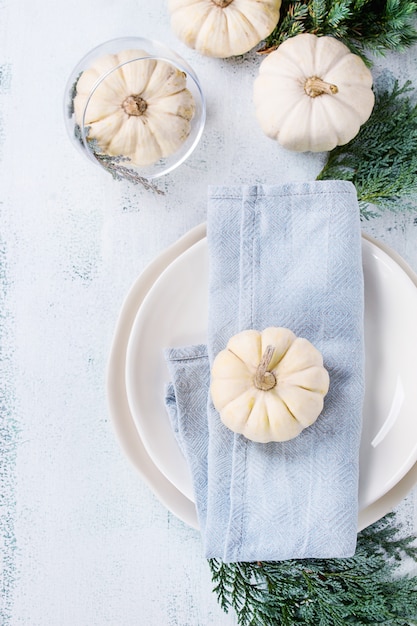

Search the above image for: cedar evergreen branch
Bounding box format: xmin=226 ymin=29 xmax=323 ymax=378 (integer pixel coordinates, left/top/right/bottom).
xmin=209 ymin=43 xmax=417 ymax=626
xmin=317 ymin=76 xmax=417 ymax=218
xmin=209 ymin=512 xmax=417 ymax=626
xmin=260 ymin=0 xmax=417 ymax=62
xmin=208 ymin=77 xmax=417 ymax=624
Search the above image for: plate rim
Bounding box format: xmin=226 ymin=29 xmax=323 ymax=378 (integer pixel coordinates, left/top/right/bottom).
xmin=106 ymin=224 xmax=417 ymax=532
xmin=125 ymin=228 xmax=417 ymax=509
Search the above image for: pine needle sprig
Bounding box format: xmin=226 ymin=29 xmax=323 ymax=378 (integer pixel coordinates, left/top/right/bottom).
xmin=259 ymin=1 xmax=417 ymax=61
xmin=92 ymin=150 xmax=165 ymax=194
xmin=259 ymin=1 xmax=309 ymax=52
xmin=209 ymin=513 xmax=417 ymax=626
xmin=73 ymin=125 xmax=164 ymax=194
xmin=317 ymin=77 xmax=417 ymax=218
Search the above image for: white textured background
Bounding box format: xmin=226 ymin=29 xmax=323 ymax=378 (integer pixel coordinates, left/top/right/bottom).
xmin=1 ymin=1 xmax=417 ymax=624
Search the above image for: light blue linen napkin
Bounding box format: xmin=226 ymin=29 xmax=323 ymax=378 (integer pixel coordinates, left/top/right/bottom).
xmin=165 ymin=181 xmax=364 ymax=563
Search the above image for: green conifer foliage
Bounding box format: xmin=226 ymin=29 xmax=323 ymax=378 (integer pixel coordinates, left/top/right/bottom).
xmin=208 ymin=5 xmax=417 ymax=625
xmin=317 ymin=77 xmax=417 ymax=218
xmin=260 ymin=0 xmax=417 ymax=61
xmin=209 ymin=513 xmax=417 ymax=625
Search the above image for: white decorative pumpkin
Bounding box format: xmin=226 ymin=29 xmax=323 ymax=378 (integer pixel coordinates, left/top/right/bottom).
xmin=168 ymin=0 xmax=282 ymax=58
xmin=210 ymin=327 xmax=330 ymax=443
xmin=253 ymin=34 xmax=375 ymax=152
xmin=73 ymin=49 xmax=196 ymax=166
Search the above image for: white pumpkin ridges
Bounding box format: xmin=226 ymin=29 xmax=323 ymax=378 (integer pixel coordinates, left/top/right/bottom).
xmin=118 ymin=50 xmax=157 ymax=94
xmin=276 ymin=384 xmax=325 ymax=428
xmin=232 ymin=0 xmax=281 ymax=35
xmin=84 ymin=111 xmax=126 ymax=151
xmin=221 ymin=1 xmax=282 ymax=57
xmin=260 ymin=326 xmax=296 ymax=369
xmin=131 ymin=121 xmax=163 ymax=166
xmin=220 ymin=8 xmax=260 ymax=57
xmin=75 ymin=69 xmax=102 ymax=99
xmin=253 ymin=80 xmax=302 ymax=141
xmin=253 ymin=33 xmax=374 ymax=152
xmin=145 ymin=112 xmax=192 ymax=156
xmin=210 ymin=327 xmax=329 ymax=443
xmin=273 ymin=89 xmax=341 ymax=153
xmin=277 ymin=365 xmax=330 ymax=396
xmin=211 ymin=377 xmax=253 ymax=410
xmin=318 ymin=96 xmax=364 ymax=148
xmin=276 ymin=33 xmax=318 ymax=78
xmin=332 ymin=84 xmax=374 ymax=123
xmin=220 ymin=388 xmax=257 ymax=433
xmin=91 ymin=114 xmax=162 ymax=166
xmin=147 ymin=90 xmax=195 ymax=119
xmin=212 ymin=347 xmax=251 ymax=378
xmin=264 ymin=393 xmax=304 ymax=441
xmin=195 ymin=8 xmax=233 ymax=57
xmin=171 ymin=3 xmax=215 ymax=54
xmin=109 ymin=115 xmax=144 ymax=156
xmin=324 ymin=53 xmax=373 ymax=88
xmin=78 ymin=94 xmax=120 ymax=124
xmin=169 ymin=0 xmax=281 ymax=58
xmin=274 ymin=337 xmax=324 ymax=375
xmin=142 ymin=62 xmax=188 ymax=100
xmin=258 ymin=49 xmax=302 ymax=79
xmin=276 ymin=100 xmax=322 ymax=152
xmin=239 ymin=395 xmax=271 ymax=442
xmin=314 ymin=34 xmax=352 ymax=76
xmin=77 ymin=50 xmax=156 ymax=97
xmin=76 ymin=54 xmax=121 ymax=94
xmin=73 ymin=49 xmax=197 ymax=166
xmin=112 ymin=115 xmax=162 ymax=166
xmin=326 ymin=88 xmax=374 ymax=130
xmin=226 ymin=329 xmax=262 ymax=371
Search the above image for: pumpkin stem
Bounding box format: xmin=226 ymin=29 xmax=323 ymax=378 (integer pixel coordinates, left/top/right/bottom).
xmin=212 ymin=0 xmax=233 ymax=7
xmin=254 ymin=345 xmax=277 ymax=392
xmin=122 ymin=94 xmax=148 ymax=116
xmin=304 ymin=76 xmax=338 ymax=98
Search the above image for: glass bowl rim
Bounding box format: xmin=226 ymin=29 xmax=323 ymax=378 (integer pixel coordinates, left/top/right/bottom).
xmin=64 ymin=37 xmax=206 ymax=180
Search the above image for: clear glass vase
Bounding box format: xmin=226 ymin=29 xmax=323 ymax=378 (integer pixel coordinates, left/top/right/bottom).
xmin=64 ymin=37 xmax=206 ymax=183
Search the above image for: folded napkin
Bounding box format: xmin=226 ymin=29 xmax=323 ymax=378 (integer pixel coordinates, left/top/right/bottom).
xmin=165 ymin=181 xmax=364 ymax=563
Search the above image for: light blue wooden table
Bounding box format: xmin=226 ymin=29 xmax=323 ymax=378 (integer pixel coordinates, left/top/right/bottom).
xmin=1 ymin=2 xmax=417 ymax=624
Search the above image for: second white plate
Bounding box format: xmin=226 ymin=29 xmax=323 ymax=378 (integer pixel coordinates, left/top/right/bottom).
xmin=125 ymin=232 xmax=417 ymax=511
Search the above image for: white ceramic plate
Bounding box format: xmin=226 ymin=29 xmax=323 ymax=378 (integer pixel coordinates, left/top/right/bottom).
xmin=106 ymin=224 xmax=417 ymax=531
xmin=125 ymin=229 xmax=417 ymax=512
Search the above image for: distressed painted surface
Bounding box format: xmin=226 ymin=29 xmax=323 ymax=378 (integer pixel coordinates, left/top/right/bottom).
xmin=0 ymin=1 xmax=416 ymax=624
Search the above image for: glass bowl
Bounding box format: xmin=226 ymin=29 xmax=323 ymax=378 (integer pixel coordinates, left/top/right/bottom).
xmin=64 ymin=37 xmax=206 ymax=183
